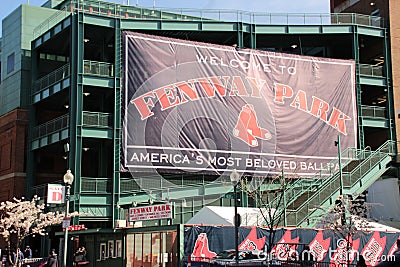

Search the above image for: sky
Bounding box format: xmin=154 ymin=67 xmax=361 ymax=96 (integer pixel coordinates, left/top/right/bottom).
xmin=0 ymin=0 xmax=330 ymax=34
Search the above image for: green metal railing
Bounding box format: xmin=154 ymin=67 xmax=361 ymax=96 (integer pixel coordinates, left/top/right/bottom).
xmin=83 ymin=60 xmax=114 ymax=77
xmin=118 ymin=174 xmax=236 ymax=206
xmin=32 ymin=112 xmax=111 ymax=140
xmin=32 ymin=114 xmax=69 ymax=140
xmin=343 ymin=140 xmax=395 ymax=189
xmin=33 ymin=0 xmax=385 ymax=39
xmin=33 ymin=63 xmax=70 ymax=93
xmin=269 ymin=146 xmax=362 ymax=209
xmin=120 ymin=175 xmax=210 ymax=195
xmin=82 ymin=111 xmax=112 ymax=128
xmin=359 ymin=64 xmax=384 ymax=77
xmin=286 ymin=140 xmax=395 ymax=226
xmin=33 ymin=7 xmax=71 ymax=38
xmin=31 ymin=180 xmax=63 ymax=197
xmin=361 ymin=105 xmax=386 ymax=118
xmin=81 ymin=177 xmax=112 ymax=193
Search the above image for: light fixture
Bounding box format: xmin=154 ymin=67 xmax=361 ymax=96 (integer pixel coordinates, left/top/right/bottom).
xmin=131 ymin=193 xmax=137 ymax=207
xmin=360 ymin=39 xmax=365 ymax=48
xmin=84 ymin=38 xmax=90 ymax=43
xmin=64 ymin=104 xmax=69 ymax=109
xmin=370 ymin=2 xmax=376 ymax=6
xmin=62 ymin=169 xmax=74 ymax=267
xmin=230 ymin=169 xmax=240 ymax=184
xmin=291 ymin=44 xmax=298 ymax=49
xmin=83 ymin=92 xmax=90 ymax=96
xmin=82 ymin=147 xmax=90 ymax=152
xmin=229 ymin=169 xmax=241 ymax=265
xmin=64 ymin=143 xmax=70 ymax=153
xmin=63 ymin=169 xmax=74 ymax=185
xmin=373 ymin=56 xmax=384 ymax=66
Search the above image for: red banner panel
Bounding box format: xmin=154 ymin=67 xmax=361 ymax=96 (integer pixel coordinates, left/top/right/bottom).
xmin=122 ymin=32 xmax=357 ymax=176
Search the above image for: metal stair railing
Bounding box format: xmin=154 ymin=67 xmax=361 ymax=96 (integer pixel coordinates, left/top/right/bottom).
xmin=285 ymin=140 xmax=395 ymax=226
xmin=343 ymin=140 xmax=396 ymax=189
xmin=269 ymin=146 xmax=362 ymax=209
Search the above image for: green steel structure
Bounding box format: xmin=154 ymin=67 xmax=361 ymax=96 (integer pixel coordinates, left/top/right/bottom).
xmin=23 ymin=0 xmax=395 ymax=237
xmin=26 ymin=0 xmax=396 ymax=228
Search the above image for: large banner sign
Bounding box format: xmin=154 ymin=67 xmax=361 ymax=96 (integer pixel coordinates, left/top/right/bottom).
xmin=185 ymin=226 xmax=400 ymax=265
xmin=122 ymin=31 xmax=357 ymax=176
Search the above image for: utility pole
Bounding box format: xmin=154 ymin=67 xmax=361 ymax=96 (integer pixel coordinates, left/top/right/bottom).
xmin=335 ymin=135 xmax=344 ymax=195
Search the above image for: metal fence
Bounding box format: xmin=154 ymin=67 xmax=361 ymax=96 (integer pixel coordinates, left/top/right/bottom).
xmin=82 ymin=111 xmax=112 ymax=128
xmin=83 ymin=60 xmax=114 ymax=77
xmin=361 ymin=105 xmax=386 ymax=118
xmin=81 ymin=177 xmax=112 ymax=193
xmin=31 ymin=114 xmax=69 ymax=140
xmin=359 ymin=64 xmax=384 ymax=77
xmin=33 ymin=64 xmax=70 ymax=93
xmin=33 ymin=0 xmax=385 ymax=39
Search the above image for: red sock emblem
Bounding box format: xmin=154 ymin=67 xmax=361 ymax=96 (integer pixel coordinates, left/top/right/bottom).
xmin=233 ymin=104 xmax=271 ymax=147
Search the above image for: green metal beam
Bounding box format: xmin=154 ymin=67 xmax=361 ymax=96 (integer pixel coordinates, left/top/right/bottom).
xmin=81 ymin=128 xmax=113 ymax=138
xmin=359 ymin=76 xmax=387 ymax=86
xmin=113 ymin=17 xmax=122 ymax=226
xmin=70 ymin=11 xmax=85 ymax=223
xmin=82 ymin=76 xmax=116 ymax=87
xmin=362 ymin=118 xmax=389 ymax=128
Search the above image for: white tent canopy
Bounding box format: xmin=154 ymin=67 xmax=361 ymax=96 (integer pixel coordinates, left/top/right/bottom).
xmin=367 ymin=178 xmax=400 ymax=221
xmin=188 ymin=206 xmax=400 ymax=232
xmin=186 ymin=206 xmax=272 ymax=226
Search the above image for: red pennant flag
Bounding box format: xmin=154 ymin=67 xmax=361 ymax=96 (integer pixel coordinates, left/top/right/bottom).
xmin=330 ymin=235 xmax=360 ymax=266
xmin=191 ymin=233 xmax=217 ymax=262
xmin=361 ymin=231 xmax=387 ymax=266
xmin=271 ymin=230 xmax=300 ymax=261
xmin=388 ymin=239 xmax=398 ymax=256
xmin=308 ymin=230 xmax=331 ymax=261
xmin=239 ymin=227 xmax=266 ymax=251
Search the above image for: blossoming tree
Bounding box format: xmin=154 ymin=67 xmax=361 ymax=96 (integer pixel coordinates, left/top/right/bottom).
xmin=0 ymin=195 xmax=72 ymax=267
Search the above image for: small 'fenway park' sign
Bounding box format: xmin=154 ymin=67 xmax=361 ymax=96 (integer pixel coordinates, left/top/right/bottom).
xmin=128 ymin=203 xmax=172 ymax=222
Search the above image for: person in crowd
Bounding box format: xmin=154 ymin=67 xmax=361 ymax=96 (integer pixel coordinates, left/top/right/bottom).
xmin=24 ymin=246 xmax=32 ymax=259
xmin=73 ymin=246 xmax=88 ymax=266
xmin=80 ymin=246 xmax=87 ymax=262
xmin=12 ymin=249 xmax=24 ymax=262
xmin=44 ymin=249 xmax=58 ymax=267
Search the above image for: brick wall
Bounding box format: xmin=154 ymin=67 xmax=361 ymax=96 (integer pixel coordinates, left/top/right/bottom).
xmin=0 ymin=108 xmax=28 ymax=201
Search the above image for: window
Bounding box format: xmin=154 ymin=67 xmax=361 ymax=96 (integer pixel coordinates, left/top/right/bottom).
xmin=7 ymin=53 xmax=15 ymax=74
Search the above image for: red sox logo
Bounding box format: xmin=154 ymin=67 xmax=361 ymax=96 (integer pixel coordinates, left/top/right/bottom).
xmin=233 ymin=104 xmax=272 ymax=147
xmin=191 ymin=233 xmax=217 ymax=261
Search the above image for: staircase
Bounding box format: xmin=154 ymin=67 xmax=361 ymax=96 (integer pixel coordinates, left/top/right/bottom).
xmin=283 ymin=140 xmax=395 ymax=227
xmin=268 ymin=146 xmax=363 ymax=212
